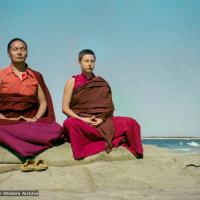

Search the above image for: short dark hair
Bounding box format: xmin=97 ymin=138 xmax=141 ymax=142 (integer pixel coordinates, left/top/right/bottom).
xmin=7 ymin=38 xmax=27 ymax=51
xmin=78 ymin=49 xmax=96 ymax=62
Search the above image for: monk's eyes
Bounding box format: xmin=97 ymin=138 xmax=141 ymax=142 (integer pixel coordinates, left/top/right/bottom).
xmin=11 ymin=48 xmax=26 ymax=51
xmin=84 ymin=60 xmax=95 ymax=63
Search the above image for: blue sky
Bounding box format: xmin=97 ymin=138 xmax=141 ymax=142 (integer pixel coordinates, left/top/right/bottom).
xmin=1 ymin=0 xmax=200 ymax=136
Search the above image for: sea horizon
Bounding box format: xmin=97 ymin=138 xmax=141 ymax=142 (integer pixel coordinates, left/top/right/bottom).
xmin=142 ymin=137 xmax=200 ymax=154
xmin=142 ymin=136 xmax=200 ymax=139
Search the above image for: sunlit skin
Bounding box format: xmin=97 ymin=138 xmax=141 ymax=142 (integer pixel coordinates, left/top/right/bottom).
xmin=79 ymin=54 xmax=95 ymax=78
xmin=0 ymin=40 xmax=47 ymax=122
xmin=62 ymin=54 xmax=103 ymax=127
xmin=8 ymin=41 xmax=27 ymax=68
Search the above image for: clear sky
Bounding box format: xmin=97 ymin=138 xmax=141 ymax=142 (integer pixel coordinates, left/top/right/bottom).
xmin=1 ymin=0 xmax=200 ymax=136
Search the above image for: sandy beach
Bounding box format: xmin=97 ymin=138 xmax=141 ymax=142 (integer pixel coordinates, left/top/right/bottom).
xmin=0 ymin=144 xmax=200 ymax=200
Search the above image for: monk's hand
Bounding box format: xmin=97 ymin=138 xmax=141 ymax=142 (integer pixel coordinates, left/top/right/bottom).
xmin=21 ymin=116 xmax=38 ymax=122
xmin=7 ymin=116 xmax=22 ymax=121
xmin=91 ymin=117 xmax=104 ymax=127
xmin=0 ymin=113 xmax=7 ymax=119
xmin=80 ymin=116 xmax=96 ymax=125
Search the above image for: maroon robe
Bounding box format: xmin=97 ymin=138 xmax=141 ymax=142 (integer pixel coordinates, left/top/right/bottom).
xmin=63 ymin=74 xmax=143 ymax=160
xmin=0 ymin=69 xmax=63 ymax=159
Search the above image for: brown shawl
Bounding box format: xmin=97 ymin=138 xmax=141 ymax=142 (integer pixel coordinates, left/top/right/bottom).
xmin=70 ymin=76 xmax=115 ymax=150
xmin=0 ymin=68 xmax=55 ymax=125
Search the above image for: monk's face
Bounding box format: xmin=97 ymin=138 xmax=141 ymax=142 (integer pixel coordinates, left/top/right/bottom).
xmin=79 ymin=54 xmax=95 ymax=74
xmin=8 ymin=41 xmax=27 ymax=63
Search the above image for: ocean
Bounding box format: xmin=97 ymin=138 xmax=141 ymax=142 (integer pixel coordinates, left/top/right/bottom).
xmin=142 ymin=138 xmax=200 ymax=154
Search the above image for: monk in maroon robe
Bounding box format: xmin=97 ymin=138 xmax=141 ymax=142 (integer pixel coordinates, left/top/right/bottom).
xmin=62 ymin=49 xmax=143 ymax=160
xmin=0 ymin=38 xmax=62 ymax=168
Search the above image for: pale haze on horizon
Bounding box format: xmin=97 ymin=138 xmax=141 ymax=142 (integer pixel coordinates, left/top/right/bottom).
xmin=0 ymin=0 xmax=200 ymax=137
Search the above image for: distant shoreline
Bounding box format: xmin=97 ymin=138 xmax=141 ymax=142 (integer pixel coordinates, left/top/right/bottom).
xmin=142 ymin=136 xmax=200 ymax=139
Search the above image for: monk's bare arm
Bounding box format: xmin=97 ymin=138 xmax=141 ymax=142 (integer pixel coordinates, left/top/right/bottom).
xmin=0 ymin=113 xmax=6 ymax=119
xmin=35 ymin=84 xmax=47 ymax=119
xmin=0 ymin=77 xmax=5 ymax=118
xmin=62 ymin=78 xmax=81 ymax=119
xmin=22 ymin=84 xmax=47 ymax=122
xmin=0 ymin=77 xmax=7 ymax=119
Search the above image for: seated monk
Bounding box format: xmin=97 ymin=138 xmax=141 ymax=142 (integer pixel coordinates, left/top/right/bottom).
xmin=62 ymin=49 xmax=143 ymax=160
xmin=0 ymin=38 xmax=63 ymax=171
